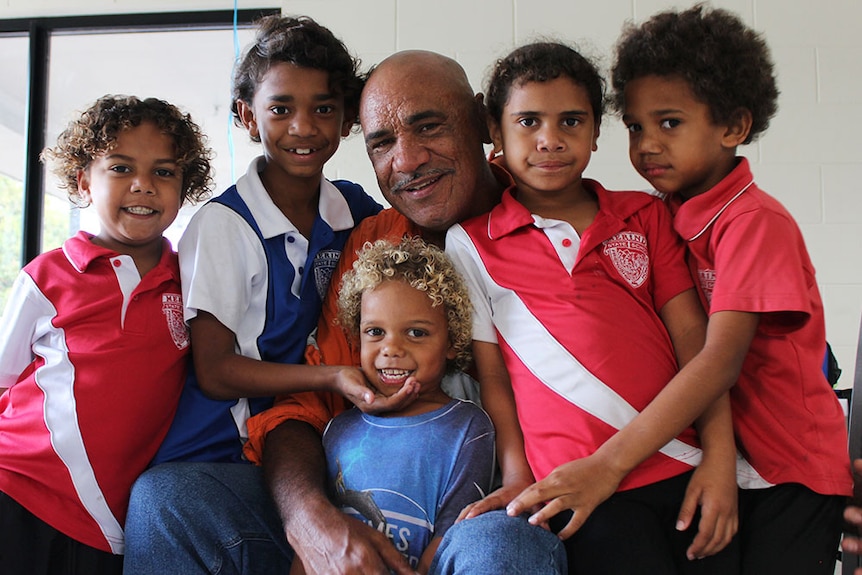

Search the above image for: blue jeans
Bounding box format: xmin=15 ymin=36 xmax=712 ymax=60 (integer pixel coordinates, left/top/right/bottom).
xmin=123 ymin=464 xmax=566 ymax=575
xmin=123 ymin=462 xmax=293 ymax=575
xmin=430 ymin=510 xmax=567 ymax=575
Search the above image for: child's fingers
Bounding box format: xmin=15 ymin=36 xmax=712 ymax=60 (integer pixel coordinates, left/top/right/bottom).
xmin=457 ymin=500 xmax=492 ymax=521
xmin=525 ymin=497 xmax=588 ymax=540
xmin=358 ymin=379 xmax=419 ymax=414
xmin=675 ymin=488 xmax=699 ymax=533
xmin=686 ymin=502 xmax=736 ymax=559
xmin=505 ymin=482 xmax=544 ymax=518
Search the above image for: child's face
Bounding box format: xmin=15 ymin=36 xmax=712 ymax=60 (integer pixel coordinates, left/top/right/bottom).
xmin=77 ymin=121 xmax=182 ymax=255
xmin=490 ymin=77 xmax=599 ymax=201
xmin=358 ymin=280 xmax=455 ymax=400
xmin=238 ymin=62 xmax=350 ymax=189
xmin=622 ymin=75 xmax=739 ymax=200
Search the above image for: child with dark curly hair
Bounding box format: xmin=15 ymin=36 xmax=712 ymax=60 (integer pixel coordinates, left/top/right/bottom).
xmin=0 ymin=94 xmax=213 ymax=574
xmin=612 ymin=5 xmax=852 ymax=574
xmin=123 ymin=16 xmax=383 ymax=575
xmin=288 ymin=237 xmax=495 ymax=575
xmin=447 ymin=40 xmax=738 ymax=575
xmin=150 ymin=14 xmax=383 ymax=466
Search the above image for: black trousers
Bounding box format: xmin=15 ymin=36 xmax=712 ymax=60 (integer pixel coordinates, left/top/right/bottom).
xmin=0 ymin=490 xmax=124 ymax=575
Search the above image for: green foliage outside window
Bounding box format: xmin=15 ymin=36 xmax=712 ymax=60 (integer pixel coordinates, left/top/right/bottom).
xmin=0 ymin=175 xmax=69 ymax=311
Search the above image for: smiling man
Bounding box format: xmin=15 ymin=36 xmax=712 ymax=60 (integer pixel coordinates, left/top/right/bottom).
xmin=123 ymin=50 xmax=566 ymax=575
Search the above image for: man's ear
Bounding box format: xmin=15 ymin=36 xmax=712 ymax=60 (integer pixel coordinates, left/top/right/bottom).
xmin=723 ymin=108 xmax=753 ymax=148
xmin=592 ymin=125 xmax=601 ymax=153
xmin=236 ymin=99 xmax=259 ymax=140
xmin=474 ymin=93 xmax=493 ymax=145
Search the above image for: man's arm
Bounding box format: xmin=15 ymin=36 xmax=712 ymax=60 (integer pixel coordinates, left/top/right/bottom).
xmin=263 ymin=419 xmax=416 ymax=575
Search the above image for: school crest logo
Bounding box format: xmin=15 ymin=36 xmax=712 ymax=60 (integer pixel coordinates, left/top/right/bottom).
xmin=162 ymin=293 xmax=189 ymax=350
xmin=313 ymin=249 xmax=342 ymax=300
xmin=697 ymin=268 xmax=716 ymax=306
xmin=602 ymin=231 xmax=649 ymax=288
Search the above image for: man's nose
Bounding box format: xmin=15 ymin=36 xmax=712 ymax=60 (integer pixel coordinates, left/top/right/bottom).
xmin=391 ymin=137 xmax=431 ymax=175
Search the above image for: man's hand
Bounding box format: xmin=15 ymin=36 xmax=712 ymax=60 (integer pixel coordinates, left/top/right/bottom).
xmin=264 ymin=420 xmax=417 ymax=575
xmin=289 ymin=504 xmax=416 ymax=575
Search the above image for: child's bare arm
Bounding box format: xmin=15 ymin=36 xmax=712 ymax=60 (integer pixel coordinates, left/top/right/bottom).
xmin=458 ymin=341 xmax=534 ymax=520
xmin=680 ymin=393 xmax=738 ymax=558
xmin=190 ymin=311 xmax=375 ymax=404
xmin=507 ymin=296 xmax=758 ymax=539
xmin=661 ymin=288 xmax=738 ymax=557
xmin=417 ymin=537 xmax=441 ymax=575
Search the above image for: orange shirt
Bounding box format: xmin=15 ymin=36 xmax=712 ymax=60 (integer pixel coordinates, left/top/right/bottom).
xmin=244 ymin=208 xmax=421 ymax=463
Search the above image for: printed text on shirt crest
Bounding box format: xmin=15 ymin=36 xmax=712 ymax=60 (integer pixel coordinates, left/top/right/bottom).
xmin=602 ymin=231 xmax=649 ymax=288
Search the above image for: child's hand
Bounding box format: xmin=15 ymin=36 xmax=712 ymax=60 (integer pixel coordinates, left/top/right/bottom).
xmin=348 ymin=373 xmax=420 ymax=415
xmin=331 ymin=366 xmax=377 ymax=406
xmin=505 ymin=455 xmax=623 ymax=540
xmin=841 ymin=458 xmax=862 ymax=574
xmin=457 ymin=480 xmax=535 ymax=522
xmin=677 ymin=454 xmax=738 ymax=559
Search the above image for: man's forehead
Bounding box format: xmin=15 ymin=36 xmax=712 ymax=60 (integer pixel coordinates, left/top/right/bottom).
xmin=361 ymin=89 xmax=451 ymax=132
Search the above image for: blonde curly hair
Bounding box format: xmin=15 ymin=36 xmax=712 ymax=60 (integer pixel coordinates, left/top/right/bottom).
xmin=337 ymin=237 xmax=473 ymax=372
xmin=41 ymin=94 xmax=214 ymax=207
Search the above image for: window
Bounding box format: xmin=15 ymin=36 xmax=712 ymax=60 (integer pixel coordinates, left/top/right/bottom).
xmin=0 ymin=34 xmax=29 ymax=309
xmin=0 ymin=9 xmax=278 ymax=310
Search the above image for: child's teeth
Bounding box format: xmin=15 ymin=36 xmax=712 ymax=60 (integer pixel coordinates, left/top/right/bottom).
xmin=126 ymin=206 xmax=155 ymax=215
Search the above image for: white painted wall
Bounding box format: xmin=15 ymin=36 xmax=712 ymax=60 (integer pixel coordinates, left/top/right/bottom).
xmin=4 ymin=0 xmax=861 ymax=389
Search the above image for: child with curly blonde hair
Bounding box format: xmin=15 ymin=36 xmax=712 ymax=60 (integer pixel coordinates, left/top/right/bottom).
xmin=0 ymin=94 xmax=213 ymax=574
xmin=290 ymin=237 xmax=495 ymax=575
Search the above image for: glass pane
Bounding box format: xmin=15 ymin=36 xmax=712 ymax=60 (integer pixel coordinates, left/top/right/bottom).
xmin=0 ymin=35 xmax=29 ymax=311
xmin=44 ymin=26 xmax=260 ymax=252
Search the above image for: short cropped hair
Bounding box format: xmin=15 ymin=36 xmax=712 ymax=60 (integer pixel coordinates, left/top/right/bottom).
xmin=485 ymin=41 xmax=606 ymax=127
xmin=611 ymin=3 xmax=778 ymax=144
xmin=231 ymin=15 xmax=364 ymax=138
xmin=41 ymin=94 xmax=213 ymax=206
xmin=337 ymin=237 xmax=473 ymax=372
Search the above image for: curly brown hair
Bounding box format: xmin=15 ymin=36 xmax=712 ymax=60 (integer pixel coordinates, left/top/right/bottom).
xmin=41 ymin=94 xmax=213 ymax=206
xmin=611 ymin=4 xmax=778 ymax=144
xmin=231 ymin=15 xmax=364 ymax=141
xmin=486 ymin=41 xmax=606 ymax=128
xmin=337 ymin=237 xmax=473 ymax=372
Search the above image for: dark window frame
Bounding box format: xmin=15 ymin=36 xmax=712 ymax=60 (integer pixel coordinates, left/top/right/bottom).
xmin=0 ymin=8 xmax=279 ymax=266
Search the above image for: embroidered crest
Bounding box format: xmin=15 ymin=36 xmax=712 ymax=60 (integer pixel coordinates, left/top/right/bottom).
xmin=313 ymin=249 xmax=342 ymax=300
xmin=162 ymin=293 xmax=189 ymax=350
xmin=602 ymin=231 xmax=649 ymax=288
xmin=697 ymin=268 xmax=716 ymax=306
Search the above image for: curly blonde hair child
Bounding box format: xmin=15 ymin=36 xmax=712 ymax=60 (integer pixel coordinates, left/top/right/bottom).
xmin=337 ymin=237 xmax=473 ymax=371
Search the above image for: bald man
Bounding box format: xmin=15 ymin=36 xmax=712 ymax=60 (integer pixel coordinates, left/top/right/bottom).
xmin=123 ymin=51 xmax=565 ymax=575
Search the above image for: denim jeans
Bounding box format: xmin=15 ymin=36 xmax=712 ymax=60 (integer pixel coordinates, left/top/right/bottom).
xmin=123 ymin=462 xmax=293 ymax=575
xmin=430 ymin=510 xmax=567 ymax=575
xmin=123 ymin=463 xmax=566 ymax=575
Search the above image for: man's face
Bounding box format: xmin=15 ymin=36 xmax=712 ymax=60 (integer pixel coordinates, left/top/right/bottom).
xmin=360 ymin=65 xmax=488 ymax=233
